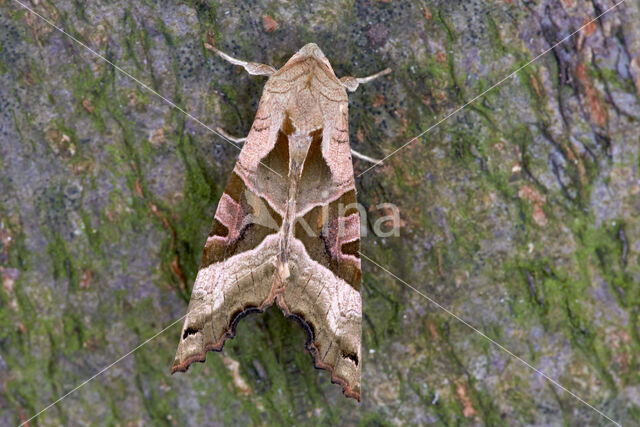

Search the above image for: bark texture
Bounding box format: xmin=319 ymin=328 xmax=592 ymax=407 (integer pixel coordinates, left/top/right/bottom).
xmin=1 ymin=0 xmax=639 ymax=425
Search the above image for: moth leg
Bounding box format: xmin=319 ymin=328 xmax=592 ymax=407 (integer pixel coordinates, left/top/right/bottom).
xmin=351 ymin=149 xmax=382 ymax=165
xmin=216 ymin=127 xmax=247 ymax=144
xmin=205 ymin=44 xmax=276 ymax=76
xmin=340 ymin=68 xmax=391 ymax=92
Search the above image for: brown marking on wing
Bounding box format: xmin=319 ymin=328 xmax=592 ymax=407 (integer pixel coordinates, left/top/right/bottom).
xmin=201 ymin=172 xmax=282 ymax=268
xmin=294 ymin=193 xmax=362 ymax=291
xmin=293 ymin=130 xmax=361 ymax=289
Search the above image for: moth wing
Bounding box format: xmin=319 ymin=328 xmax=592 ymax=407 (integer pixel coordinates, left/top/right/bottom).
xmin=172 ymin=97 xmax=288 ymax=373
xmin=278 ymin=100 xmax=363 ymax=401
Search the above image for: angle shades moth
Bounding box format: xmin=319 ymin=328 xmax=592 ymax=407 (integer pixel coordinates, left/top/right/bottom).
xmin=172 ymin=43 xmax=390 ymax=401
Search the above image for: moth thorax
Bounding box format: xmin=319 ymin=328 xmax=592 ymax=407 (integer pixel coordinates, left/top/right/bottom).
xmin=288 ymin=132 xmax=313 ymax=167
xmin=276 ymin=259 xmax=290 ymax=280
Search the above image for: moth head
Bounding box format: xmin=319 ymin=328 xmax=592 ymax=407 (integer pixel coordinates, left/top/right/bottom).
xmin=288 ymin=43 xmax=335 ymax=75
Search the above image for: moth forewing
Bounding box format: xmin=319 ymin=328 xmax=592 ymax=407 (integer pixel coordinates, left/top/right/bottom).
xmin=173 ymin=43 xmax=388 ymax=401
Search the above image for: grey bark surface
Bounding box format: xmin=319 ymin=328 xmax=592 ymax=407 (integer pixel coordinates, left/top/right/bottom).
xmin=1 ymin=0 xmax=639 ymax=425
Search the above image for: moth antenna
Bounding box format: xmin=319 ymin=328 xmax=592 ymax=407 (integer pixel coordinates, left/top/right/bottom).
xmin=351 ymin=149 xmax=383 ymax=165
xmin=204 ymin=43 xmax=276 ymax=76
xmin=215 ymin=127 xmax=248 ymax=144
xmin=340 ymin=67 xmax=391 ymax=92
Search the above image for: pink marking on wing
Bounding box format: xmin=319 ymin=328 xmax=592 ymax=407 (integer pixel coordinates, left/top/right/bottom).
xmin=325 ymin=213 xmax=360 ymax=261
xmin=213 ymin=193 xmax=246 ymax=243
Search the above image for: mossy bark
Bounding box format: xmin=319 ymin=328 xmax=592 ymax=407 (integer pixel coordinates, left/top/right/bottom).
xmin=1 ymin=0 xmax=639 ymax=425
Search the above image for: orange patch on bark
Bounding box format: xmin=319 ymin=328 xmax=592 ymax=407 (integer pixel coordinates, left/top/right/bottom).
xmin=80 ymin=269 xmax=93 ymax=290
xmin=532 ymin=205 xmax=548 ymax=227
xmin=373 ymin=93 xmax=385 ymax=107
xmin=582 ymin=18 xmax=597 ymax=37
xmin=150 ymin=203 xmax=171 ymax=231
xmin=134 ymin=179 xmax=143 ymax=197
xmin=82 ymin=98 xmax=94 ymax=113
xmin=261 ymin=15 xmax=279 ymax=33
xmin=518 ymin=186 xmax=547 ymax=226
xmin=518 ymin=185 xmax=546 ymax=205
xmin=456 ymin=382 xmax=477 ymax=417
xmin=171 ymin=256 xmax=186 ymax=286
xmin=530 ymin=74 xmax=543 ymax=98
xmin=394 ymin=108 xmax=407 ymax=133
xmin=427 ymin=321 xmax=440 ymax=340
xmin=150 ymin=128 xmax=165 ymax=145
xmin=575 ymin=63 xmax=608 ymax=127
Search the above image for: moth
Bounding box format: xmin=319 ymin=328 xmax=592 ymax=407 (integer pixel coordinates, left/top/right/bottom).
xmin=172 ymin=43 xmax=390 ymax=401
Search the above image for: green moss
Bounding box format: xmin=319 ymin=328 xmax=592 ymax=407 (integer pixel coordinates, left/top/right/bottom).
xmin=188 ymin=0 xmax=219 ymax=35
xmin=486 ymin=14 xmax=504 ymax=58
xmin=224 ymin=306 xmax=356 ymax=424
xmin=9 ymin=7 xmax=27 ymax=21
xmin=45 ymin=230 xmax=79 ymax=290
xmin=590 ymin=61 xmax=636 ymax=93
xmin=360 ymin=412 xmax=394 ymax=426
xmin=170 ymin=132 xmax=219 ymax=295
xmin=499 ymin=213 xmax=640 ymax=394
xmin=80 ymin=209 xmax=104 ymax=257
xmin=69 ymin=63 xmax=115 ymax=132
xmin=61 ymin=312 xmax=85 ymax=353
xmin=575 ymin=221 xmax=640 ymax=383
xmin=139 ymin=137 xmax=153 ymax=164
xmin=361 ymin=265 xmax=404 ymax=351
xmin=123 ymin=9 xmax=145 ymax=71
xmin=0 ymin=214 xmax=30 ymax=274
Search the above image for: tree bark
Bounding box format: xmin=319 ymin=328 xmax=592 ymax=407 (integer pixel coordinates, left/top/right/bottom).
xmin=0 ymin=0 xmax=639 ymax=424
